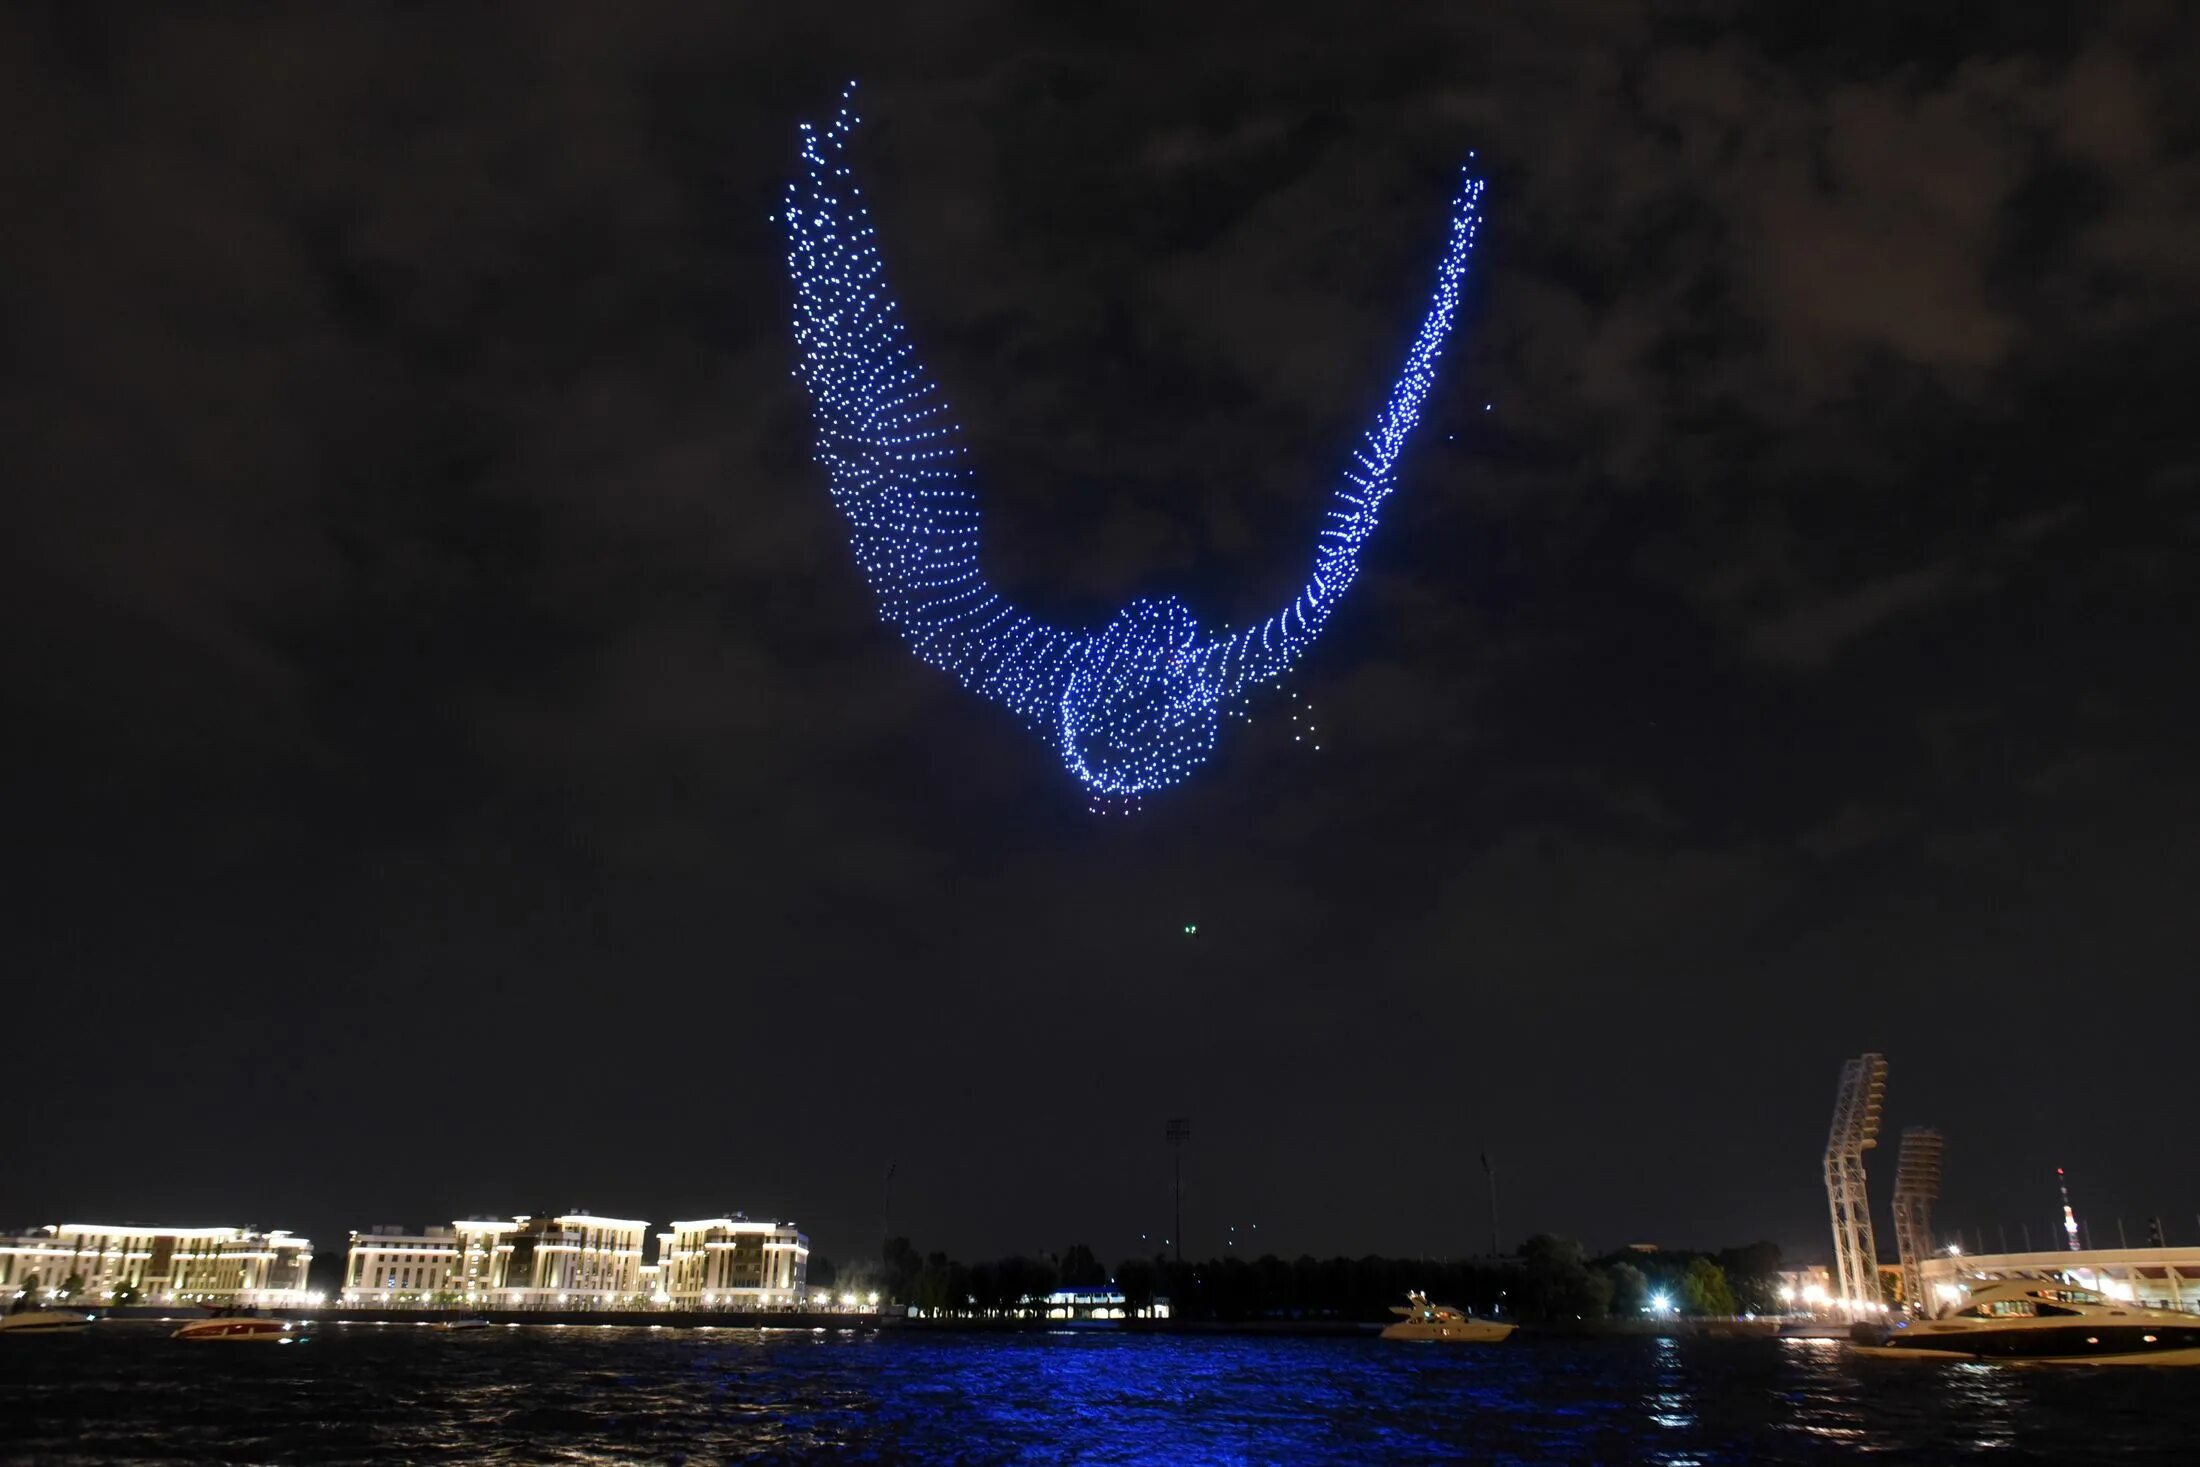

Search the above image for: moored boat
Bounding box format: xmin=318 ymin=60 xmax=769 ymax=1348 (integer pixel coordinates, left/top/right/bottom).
xmin=0 ymin=1309 xmax=95 ymax=1334
xmin=1851 ymin=1279 xmax=2200 ymax=1365
xmin=1381 ymin=1291 xmax=1516 ymax=1343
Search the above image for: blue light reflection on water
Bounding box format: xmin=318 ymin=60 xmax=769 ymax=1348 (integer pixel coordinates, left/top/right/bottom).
xmin=2 ymin=1324 xmax=2194 ymax=1464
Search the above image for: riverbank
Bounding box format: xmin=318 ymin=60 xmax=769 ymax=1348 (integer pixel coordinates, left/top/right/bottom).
xmin=77 ymin=1306 xmax=1844 ymax=1340
xmin=90 ymin=1306 xmax=881 ymax=1332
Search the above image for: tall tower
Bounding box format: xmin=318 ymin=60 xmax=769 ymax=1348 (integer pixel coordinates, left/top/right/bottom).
xmin=1823 ymin=1053 xmax=1889 ymax=1319
xmin=2058 ymin=1167 xmax=2081 ymax=1250
xmin=1165 ymin=1118 xmax=1191 ymax=1264
xmin=1891 ymin=1127 xmax=1944 ymax=1315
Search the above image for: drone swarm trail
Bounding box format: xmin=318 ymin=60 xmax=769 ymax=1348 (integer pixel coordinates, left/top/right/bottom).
xmin=782 ymin=85 xmax=1484 ymax=801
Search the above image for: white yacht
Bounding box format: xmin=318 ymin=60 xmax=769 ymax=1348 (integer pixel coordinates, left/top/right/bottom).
xmin=1852 ymin=1279 xmax=2200 ymax=1364
xmin=1381 ymin=1291 xmax=1516 ymax=1343
xmin=0 ymin=1308 xmax=95 ymax=1335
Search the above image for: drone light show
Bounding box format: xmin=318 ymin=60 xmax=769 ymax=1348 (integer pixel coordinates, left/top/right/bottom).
xmin=783 ymin=85 xmax=1484 ymax=803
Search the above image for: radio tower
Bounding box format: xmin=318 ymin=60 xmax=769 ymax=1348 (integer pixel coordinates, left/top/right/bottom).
xmin=2058 ymin=1167 xmax=2082 ymax=1251
xmin=1165 ymin=1118 xmax=1192 ymax=1264
xmin=1823 ymin=1053 xmax=1889 ymax=1320
xmin=1891 ymin=1127 xmax=1944 ymax=1315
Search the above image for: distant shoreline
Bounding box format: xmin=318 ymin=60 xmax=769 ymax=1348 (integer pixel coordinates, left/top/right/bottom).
xmin=79 ymin=1309 xmax=1843 ymax=1340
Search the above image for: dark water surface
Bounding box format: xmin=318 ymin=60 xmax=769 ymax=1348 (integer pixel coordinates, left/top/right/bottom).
xmin=3 ymin=1322 xmax=2193 ymax=1464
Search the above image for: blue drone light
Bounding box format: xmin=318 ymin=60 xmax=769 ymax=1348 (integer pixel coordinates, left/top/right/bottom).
xmin=783 ymin=84 xmax=1483 ymax=801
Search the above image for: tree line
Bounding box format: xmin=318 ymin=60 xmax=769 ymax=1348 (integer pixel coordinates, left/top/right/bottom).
xmin=809 ymin=1234 xmax=1786 ymax=1323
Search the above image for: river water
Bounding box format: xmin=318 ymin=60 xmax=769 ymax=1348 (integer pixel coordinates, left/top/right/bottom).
xmin=1 ymin=1322 xmax=2191 ymax=1463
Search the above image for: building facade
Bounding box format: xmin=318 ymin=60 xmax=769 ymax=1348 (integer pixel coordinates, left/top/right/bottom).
xmin=1 ymin=1223 xmax=314 ymax=1307
xmin=343 ymin=1226 xmax=462 ymax=1303
xmin=656 ymin=1218 xmax=810 ymax=1309
xmin=498 ymin=1214 xmax=649 ymax=1307
xmin=1033 ymin=1285 xmax=1171 ymax=1320
xmin=343 ymin=1215 xmax=650 ymax=1308
xmin=452 ymin=1218 xmax=522 ymax=1298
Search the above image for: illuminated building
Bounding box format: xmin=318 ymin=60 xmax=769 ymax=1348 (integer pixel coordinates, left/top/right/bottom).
xmin=340 ymin=1214 xmax=813 ymax=1310
xmin=1033 ymin=1286 xmax=1170 ymax=1321
xmin=452 ymin=1217 xmax=522 ymax=1296
xmin=342 ymin=1226 xmax=462 ymax=1303
xmin=0 ymin=1223 xmax=314 ymax=1307
xmin=341 ymin=1219 xmax=518 ymax=1305
xmin=655 ymin=1217 xmax=810 ymax=1308
xmin=344 ymin=1214 xmax=647 ymax=1308
xmin=496 ymin=1214 xmax=650 ymax=1308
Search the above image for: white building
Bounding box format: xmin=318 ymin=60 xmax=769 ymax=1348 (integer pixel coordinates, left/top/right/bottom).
xmin=1033 ymin=1285 xmax=1171 ymax=1320
xmin=656 ymin=1217 xmax=810 ymax=1309
xmin=490 ymin=1214 xmax=648 ymax=1308
xmin=453 ymin=1217 xmax=522 ymax=1298
xmin=343 ymin=1226 xmax=462 ymax=1304
xmin=1 ymin=1223 xmax=315 ymax=1307
xmin=341 ymin=1219 xmax=524 ymax=1306
xmin=343 ymin=1214 xmax=648 ymax=1309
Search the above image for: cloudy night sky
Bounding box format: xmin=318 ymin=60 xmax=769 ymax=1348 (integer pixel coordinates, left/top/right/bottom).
xmin=4 ymin=2 xmax=2197 ymax=1271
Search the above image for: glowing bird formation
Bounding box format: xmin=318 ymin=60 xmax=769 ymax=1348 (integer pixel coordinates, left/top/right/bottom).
xmin=782 ymin=86 xmax=1484 ymax=801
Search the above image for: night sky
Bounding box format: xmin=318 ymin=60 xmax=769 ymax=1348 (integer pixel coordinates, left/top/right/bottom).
xmin=6 ymin=3 xmax=2197 ymax=1273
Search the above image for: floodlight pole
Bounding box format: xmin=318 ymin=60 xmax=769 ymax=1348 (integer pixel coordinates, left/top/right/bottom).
xmin=1891 ymin=1127 xmax=1944 ymax=1317
xmin=1823 ymin=1053 xmax=1889 ymax=1321
xmin=882 ymin=1162 xmax=896 ymax=1258
xmin=1166 ymin=1118 xmax=1191 ymax=1265
xmin=1482 ymin=1153 xmax=1500 ymax=1258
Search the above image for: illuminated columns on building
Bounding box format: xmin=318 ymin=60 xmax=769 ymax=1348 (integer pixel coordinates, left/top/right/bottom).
xmin=344 ymin=1226 xmax=465 ymax=1302
xmin=343 ymin=1219 xmax=522 ymax=1305
xmin=344 ymin=1215 xmax=648 ymax=1309
xmin=340 ymin=1214 xmax=807 ymax=1310
xmin=656 ymin=1218 xmax=811 ymax=1309
xmin=495 ymin=1214 xmax=649 ymax=1308
xmin=0 ymin=1223 xmax=314 ymax=1307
